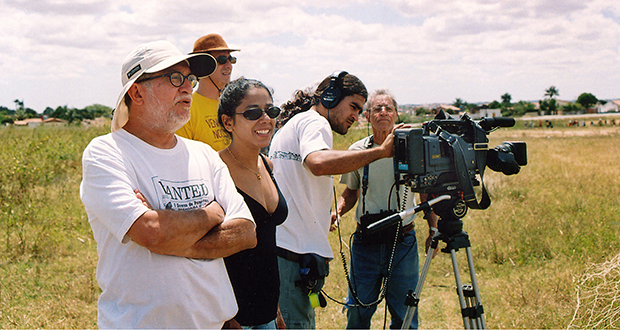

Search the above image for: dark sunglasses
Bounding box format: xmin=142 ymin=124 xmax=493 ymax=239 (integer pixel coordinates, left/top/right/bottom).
xmin=216 ymin=55 xmax=237 ymax=65
xmin=236 ymin=106 xmax=281 ymax=120
xmin=136 ymin=72 xmax=197 ymax=88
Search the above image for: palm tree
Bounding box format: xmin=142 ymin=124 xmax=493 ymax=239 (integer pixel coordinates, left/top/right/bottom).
xmin=453 ymin=98 xmax=465 ymax=109
xmin=545 ymin=86 xmax=559 ymax=99
xmin=14 ymin=99 xmax=24 ymax=111
xmin=501 ymin=93 xmax=512 ymax=105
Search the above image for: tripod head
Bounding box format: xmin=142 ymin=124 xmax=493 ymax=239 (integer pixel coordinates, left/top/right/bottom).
xmin=430 ymin=192 xmax=467 ymax=237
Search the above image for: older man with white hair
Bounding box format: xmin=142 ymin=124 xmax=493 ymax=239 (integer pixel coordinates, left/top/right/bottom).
xmin=80 ymin=40 xmax=256 ymax=329
xmin=333 ymin=89 xmax=439 ymax=329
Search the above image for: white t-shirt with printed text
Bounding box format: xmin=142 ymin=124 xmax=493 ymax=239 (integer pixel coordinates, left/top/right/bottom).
xmin=80 ymin=129 xmax=253 ymax=329
xmin=269 ymin=110 xmax=335 ymax=259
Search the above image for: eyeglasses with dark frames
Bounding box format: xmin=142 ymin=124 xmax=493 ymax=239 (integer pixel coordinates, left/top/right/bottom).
xmin=236 ymin=106 xmax=281 ymax=120
xmin=216 ymin=55 xmax=237 ymax=65
xmin=136 ymin=72 xmax=198 ymax=88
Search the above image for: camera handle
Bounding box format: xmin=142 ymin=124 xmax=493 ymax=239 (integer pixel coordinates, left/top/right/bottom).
xmin=401 ymin=223 xmax=486 ymax=329
xmin=366 ymin=195 xmax=451 ymax=234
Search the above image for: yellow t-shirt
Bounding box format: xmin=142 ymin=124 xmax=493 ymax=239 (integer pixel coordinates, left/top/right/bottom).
xmin=176 ymin=92 xmax=231 ymax=151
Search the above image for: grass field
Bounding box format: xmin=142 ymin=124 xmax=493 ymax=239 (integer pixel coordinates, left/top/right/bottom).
xmin=1 ymin=119 xmax=620 ymax=328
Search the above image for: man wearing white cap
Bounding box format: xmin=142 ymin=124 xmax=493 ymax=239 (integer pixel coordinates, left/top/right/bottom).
xmin=80 ymin=40 xmax=256 ymax=329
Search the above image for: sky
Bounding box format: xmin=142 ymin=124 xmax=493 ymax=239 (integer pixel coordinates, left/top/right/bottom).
xmin=1 ymin=0 xmax=620 ymax=112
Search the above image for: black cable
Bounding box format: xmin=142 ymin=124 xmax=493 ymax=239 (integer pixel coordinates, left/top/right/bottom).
xmin=325 ymin=182 xmax=413 ymax=309
xmin=324 ymin=146 xmax=418 ymax=330
xmin=209 ymin=76 xmax=221 ymax=94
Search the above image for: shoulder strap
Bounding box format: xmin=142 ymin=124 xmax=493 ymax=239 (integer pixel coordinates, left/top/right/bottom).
xmin=361 ymin=136 xmax=374 ymax=214
xmin=259 ymin=153 xmax=271 ymax=173
xmin=435 ymin=128 xmax=490 ymax=210
xmin=259 ymin=153 xmax=278 ymax=184
xmin=361 ymin=135 xmax=403 ymax=213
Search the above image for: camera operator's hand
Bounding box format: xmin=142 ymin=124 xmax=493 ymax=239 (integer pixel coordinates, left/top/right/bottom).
xmin=376 ymin=123 xmax=405 ymax=158
xmin=421 ymin=193 xmax=440 ymax=258
xmin=425 ymin=233 xmax=439 ymax=258
xmin=329 ymin=211 xmax=339 ymax=232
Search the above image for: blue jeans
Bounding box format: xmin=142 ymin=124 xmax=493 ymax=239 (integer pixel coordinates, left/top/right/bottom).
xmin=277 ymin=256 xmax=325 ymax=329
xmin=241 ymin=319 xmax=277 ymax=329
xmin=346 ymin=231 xmax=419 ymax=329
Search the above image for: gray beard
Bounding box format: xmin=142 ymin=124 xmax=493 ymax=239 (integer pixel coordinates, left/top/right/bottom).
xmin=144 ymin=87 xmax=190 ymax=132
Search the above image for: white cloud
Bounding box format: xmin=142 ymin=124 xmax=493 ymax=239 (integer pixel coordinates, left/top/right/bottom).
xmin=1 ymin=0 xmax=619 ymax=111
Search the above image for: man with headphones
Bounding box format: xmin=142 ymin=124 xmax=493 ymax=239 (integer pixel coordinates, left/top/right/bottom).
xmin=269 ymin=72 xmax=397 ymax=329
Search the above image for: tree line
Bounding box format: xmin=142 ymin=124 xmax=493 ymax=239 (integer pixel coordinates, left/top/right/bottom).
xmin=451 ymin=86 xmax=603 ymax=117
xmin=1 ymin=100 xmax=112 ymax=125
xmin=2 ymin=86 xmax=608 ymax=125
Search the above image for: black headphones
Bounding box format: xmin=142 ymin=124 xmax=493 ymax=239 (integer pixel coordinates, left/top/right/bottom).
xmin=320 ymin=71 xmax=348 ymax=109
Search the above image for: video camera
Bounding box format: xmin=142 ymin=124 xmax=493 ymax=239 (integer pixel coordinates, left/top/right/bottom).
xmin=393 ymin=110 xmax=527 ymax=222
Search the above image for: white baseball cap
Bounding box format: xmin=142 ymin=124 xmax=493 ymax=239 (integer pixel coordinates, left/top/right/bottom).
xmin=111 ymin=40 xmax=217 ymax=132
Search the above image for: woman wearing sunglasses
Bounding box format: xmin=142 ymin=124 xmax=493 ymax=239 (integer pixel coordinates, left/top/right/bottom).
xmin=218 ymin=78 xmax=288 ymax=330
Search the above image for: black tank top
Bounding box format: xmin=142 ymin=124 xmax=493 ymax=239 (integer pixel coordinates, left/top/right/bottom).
xmin=224 ymin=154 xmax=288 ymax=326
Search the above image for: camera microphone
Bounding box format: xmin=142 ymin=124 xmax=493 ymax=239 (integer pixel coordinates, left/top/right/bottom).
xmin=478 ymin=117 xmax=515 ymax=131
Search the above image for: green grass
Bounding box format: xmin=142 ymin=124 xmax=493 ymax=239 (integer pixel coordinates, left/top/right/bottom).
xmin=0 ymin=124 xmax=105 ymax=328
xmin=1 ymin=120 xmax=620 ymax=328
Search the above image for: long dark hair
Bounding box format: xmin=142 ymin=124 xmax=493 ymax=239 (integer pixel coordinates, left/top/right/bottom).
xmin=277 ymin=72 xmax=368 ymax=128
xmin=217 ymin=77 xmax=274 ymax=137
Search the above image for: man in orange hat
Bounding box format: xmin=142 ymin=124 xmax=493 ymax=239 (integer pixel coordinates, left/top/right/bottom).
xmin=176 ymin=33 xmax=240 ymax=151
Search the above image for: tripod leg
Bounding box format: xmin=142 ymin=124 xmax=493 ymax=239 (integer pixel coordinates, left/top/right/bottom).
xmin=449 ymin=249 xmax=474 ymax=329
xmin=465 ymin=247 xmax=486 ymax=329
xmin=449 ymin=247 xmax=487 ymax=329
xmin=401 ymin=235 xmax=441 ymax=330
xmin=462 ymin=285 xmax=480 ymax=329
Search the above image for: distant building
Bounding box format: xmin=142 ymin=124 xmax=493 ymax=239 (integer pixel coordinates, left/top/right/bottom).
xmin=82 ymin=117 xmax=106 ymax=127
xmin=468 ymin=109 xmax=502 ymax=119
xmin=13 ymin=118 xmax=44 ymax=127
xmin=13 ymin=117 xmax=66 ymax=127
xmin=431 ymin=104 xmax=461 ymax=115
xmin=596 ymin=100 xmax=620 ymax=113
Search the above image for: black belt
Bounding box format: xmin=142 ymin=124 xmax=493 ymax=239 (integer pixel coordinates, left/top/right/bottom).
xmin=276 ymin=247 xmax=303 ymax=263
xmin=356 ymin=223 xmax=414 ymax=234
xmin=356 ymin=222 xmax=414 ymax=245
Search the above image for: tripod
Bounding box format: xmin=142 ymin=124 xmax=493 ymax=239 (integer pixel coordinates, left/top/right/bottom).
xmin=401 ymin=214 xmax=486 ymax=329
xmin=367 ymin=194 xmax=486 ymax=329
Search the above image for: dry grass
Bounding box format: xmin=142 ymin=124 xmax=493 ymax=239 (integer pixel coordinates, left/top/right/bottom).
xmin=316 ymin=124 xmax=620 ymax=329
xmin=2 ymin=122 xmax=620 ymax=328
xmin=569 ymin=253 xmax=620 ymax=329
